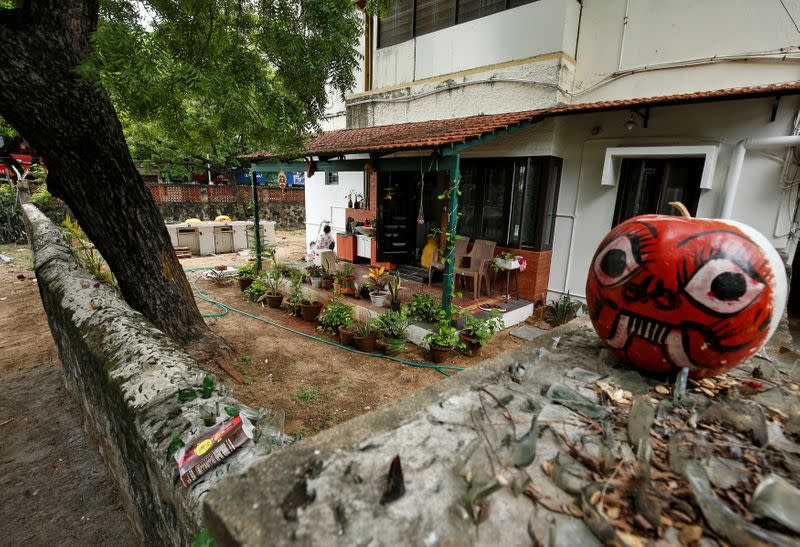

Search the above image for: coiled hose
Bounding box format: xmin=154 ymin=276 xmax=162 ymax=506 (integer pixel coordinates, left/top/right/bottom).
xmin=186 ymin=268 xmax=464 ymax=376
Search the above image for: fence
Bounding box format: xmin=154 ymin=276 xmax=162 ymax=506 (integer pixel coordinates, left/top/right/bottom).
xmin=146 ymin=184 xmax=304 ymax=204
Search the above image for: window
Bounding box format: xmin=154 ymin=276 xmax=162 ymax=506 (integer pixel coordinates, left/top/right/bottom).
xmin=457 ymin=157 xmax=561 ymax=251
xmin=613 ymin=158 xmax=703 ymax=226
xmin=325 ymin=172 xmax=339 ymax=186
xmin=378 ymin=0 xmax=538 ymax=47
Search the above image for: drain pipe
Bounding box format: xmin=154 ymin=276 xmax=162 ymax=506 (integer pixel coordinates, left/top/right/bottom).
xmin=720 ymin=135 xmax=800 ymax=219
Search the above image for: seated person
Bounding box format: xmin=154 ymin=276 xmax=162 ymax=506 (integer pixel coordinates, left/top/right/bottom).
xmin=315 ymin=224 xmax=335 ymax=253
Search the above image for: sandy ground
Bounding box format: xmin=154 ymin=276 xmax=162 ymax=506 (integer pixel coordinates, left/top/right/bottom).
xmin=0 ymin=245 xmax=134 ymax=545
xmin=182 ymin=229 xmax=539 ymax=436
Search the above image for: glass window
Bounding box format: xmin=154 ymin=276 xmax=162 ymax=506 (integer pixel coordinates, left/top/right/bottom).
xmin=613 ymin=158 xmax=703 ymax=225
xmin=378 ymin=0 xmax=413 ymax=48
xmin=508 ymin=161 xmax=527 ymax=245
xmin=458 ymin=164 xmax=479 ymax=236
xmin=480 ymin=164 xmax=510 ymax=242
xmin=520 ymin=162 xmax=542 ymax=248
xmin=415 ymin=0 xmax=455 ymax=36
xmin=325 ymin=172 xmax=339 ymax=186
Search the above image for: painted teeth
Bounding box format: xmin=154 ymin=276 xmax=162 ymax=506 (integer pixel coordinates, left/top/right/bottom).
xmin=627 ymin=314 xmax=669 ymax=344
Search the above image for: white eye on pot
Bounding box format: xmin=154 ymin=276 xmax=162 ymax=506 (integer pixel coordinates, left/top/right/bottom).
xmin=593 ymin=235 xmax=641 ymax=287
xmin=683 ymin=258 xmax=765 ymax=315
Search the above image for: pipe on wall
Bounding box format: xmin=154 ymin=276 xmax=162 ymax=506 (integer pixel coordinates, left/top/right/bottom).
xmin=720 ymin=135 xmax=800 ymax=219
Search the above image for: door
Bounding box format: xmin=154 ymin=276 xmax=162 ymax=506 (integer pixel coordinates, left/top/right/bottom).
xmin=377 ymin=171 xmax=418 ymax=264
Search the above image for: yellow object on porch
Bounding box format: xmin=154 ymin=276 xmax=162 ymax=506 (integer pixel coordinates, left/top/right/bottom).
xmin=214 ymin=215 xmax=232 ymax=222
xmin=421 ymin=236 xmax=438 ymax=268
xmin=185 ymin=218 xmax=201 ymax=224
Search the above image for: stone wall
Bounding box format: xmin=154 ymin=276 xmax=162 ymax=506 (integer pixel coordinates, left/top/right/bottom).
xmin=21 ymin=204 xmax=287 ymax=545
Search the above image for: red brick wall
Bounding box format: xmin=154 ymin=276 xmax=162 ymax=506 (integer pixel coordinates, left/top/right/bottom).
xmin=146 ymin=184 xmax=303 ymax=204
xmin=345 ymin=171 xmax=377 ymax=224
xmin=493 ymin=247 xmax=552 ymax=304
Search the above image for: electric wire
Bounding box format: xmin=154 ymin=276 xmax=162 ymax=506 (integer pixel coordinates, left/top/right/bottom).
xmin=186 ymin=269 xmax=464 ymax=377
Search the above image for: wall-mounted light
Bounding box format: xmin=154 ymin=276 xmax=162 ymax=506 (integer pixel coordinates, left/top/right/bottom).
xmin=623 ymin=107 xmax=650 ymax=131
xmin=624 ymin=115 xmax=636 ymax=131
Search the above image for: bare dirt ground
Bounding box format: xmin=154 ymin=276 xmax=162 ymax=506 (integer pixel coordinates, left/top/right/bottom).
xmin=0 ymin=245 xmax=134 ymax=545
xmin=182 ymin=230 xmax=537 ymax=436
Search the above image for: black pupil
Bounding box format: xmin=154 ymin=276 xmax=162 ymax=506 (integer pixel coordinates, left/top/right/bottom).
xmin=600 ymin=249 xmax=627 ymax=278
xmin=710 ymin=272 xmax=746 ymax=301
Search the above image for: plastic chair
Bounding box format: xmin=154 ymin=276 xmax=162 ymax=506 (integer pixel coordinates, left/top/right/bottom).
xmin=456 ymin=239 xmax=497 ymax=300
xmin=427 ymin=236 xmax=470 ymax=286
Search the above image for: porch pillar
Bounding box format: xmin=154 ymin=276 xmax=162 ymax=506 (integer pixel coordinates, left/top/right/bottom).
xmin=441 ymin=154 xmax=461 ymax=314
xmin=250 ymin=169 xmax=262 ymax=272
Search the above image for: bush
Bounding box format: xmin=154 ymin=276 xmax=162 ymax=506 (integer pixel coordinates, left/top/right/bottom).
xmin=543 ymin=292 xmax=585 ymax=326
xmin=406 ymin=293 xmax=442 ymax=323
xmin=318 ymin=300 xmax=354 ymax=335
xmin=461 ymin=310 xmax=503 ymax=346
xmin=0 ymin=183 xmax=24 ymax=243
xmin=374 ymin=309 xmax=409 ymax=340
xmin=243 ymin=275 xmax=270 ymax=302
xmin=60 ymin=215 xmax=114 ymax=285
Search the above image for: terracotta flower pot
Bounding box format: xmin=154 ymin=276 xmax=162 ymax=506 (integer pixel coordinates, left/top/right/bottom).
xmin=299 ymin=301 xmax=323 ymax=322
xmin=337 ymin=276 xmax=357 ymax=295
xmin=321 ymin=278 xmax=333 ymax=289
xmin=238 ymin=277 xmax=253 ymax=291
xmin=382 ymin=336 xmax=406 ymax=356
xmin=353 ymin=332 xmax=377 ymax=353
xmin=430 ymin=344 xmax=454 ymax=363
xmin=460 ymin=334 xmax=482 ymax=357
xmin=338 ymin=325 xmax=355 ymax=346
xmin=266 ymin=293 xmax=284 ymax=309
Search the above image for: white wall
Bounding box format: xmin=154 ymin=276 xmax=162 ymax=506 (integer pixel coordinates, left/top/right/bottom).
xmin=304 ymin=171 xmax=365 ymax=249
xmin=545 ymin=95 xmax=800 ymax=301
xmin=573 ymin=0 xmax=800 ymax=102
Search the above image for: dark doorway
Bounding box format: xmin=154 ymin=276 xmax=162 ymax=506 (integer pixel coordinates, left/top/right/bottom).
xmin=613 ymin=157 xmax=704 ymax=226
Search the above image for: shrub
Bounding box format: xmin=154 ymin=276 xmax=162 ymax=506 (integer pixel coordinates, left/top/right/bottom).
xmin=461 ymin=310 xmax=504 ymax=346
xmin=317 ymin=300 xmax=354 ymax=335
xmin=406 ymin=292 xmax=442 ymax=323
xmin=237 ymin=261 xmax=258 ymax=281
xmin=544 ymin=292 xmax=585 ymax=326
xmin=374 ymin=309 xmax=409 ymax=340
xmin=60 ymin=215 xmax=114 ymax=285
xmin=425 ymin=319 xmax=460 ymax=349
xmin=243 ymin=274 xmax=270 ymax=302
xmin=0 ymin=183 xmax=24 ymax=243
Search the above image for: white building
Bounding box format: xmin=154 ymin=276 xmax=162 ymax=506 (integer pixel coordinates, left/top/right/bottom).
xmin=280 ymin=0 xmax=800 ymax=306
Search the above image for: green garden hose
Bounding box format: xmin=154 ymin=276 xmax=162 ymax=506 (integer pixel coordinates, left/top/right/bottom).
xmin=186 ymin=268 xmax=464 ymax=377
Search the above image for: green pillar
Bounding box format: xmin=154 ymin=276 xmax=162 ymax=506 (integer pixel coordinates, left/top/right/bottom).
xmin=250 ymin=169 xmax=262 ymax=272
xmin=441 ymin=154 xmax=461 ymax=314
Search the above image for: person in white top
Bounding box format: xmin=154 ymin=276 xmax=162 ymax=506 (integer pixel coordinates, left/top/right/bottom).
xmin=315 ymin=224 xmax=335 ymax=252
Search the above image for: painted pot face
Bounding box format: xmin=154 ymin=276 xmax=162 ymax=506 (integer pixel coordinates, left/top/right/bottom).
xmin=586 ymin=215 xmax=786 ymax=378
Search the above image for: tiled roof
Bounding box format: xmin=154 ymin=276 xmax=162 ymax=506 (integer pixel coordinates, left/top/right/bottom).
xmin=242 ymin=81 xmax=800 ymax=160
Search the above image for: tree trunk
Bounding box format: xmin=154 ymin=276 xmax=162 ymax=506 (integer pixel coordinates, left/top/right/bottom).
xmin=0 ymin=1 xmax=228 ymax=356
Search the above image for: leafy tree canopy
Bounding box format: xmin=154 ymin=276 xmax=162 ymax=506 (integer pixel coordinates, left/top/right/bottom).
xmin=74 ymin=0 xmax=364 ymax=166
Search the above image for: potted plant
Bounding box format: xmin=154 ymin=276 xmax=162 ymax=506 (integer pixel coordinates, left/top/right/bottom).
xmin=492 ymin=251 xmax=521 ymax=271
xmin=318 ymin=299 xmax=355 ymax=337
xmin=237 ymin=261 xmax=258 ymax=291
xmin=321 ymin=266 xmax=335 ymax=290
xmin=362 ymin=266 xmax=389 ymax=307
xmin=243 ymin=274 xmax=269 ymax=302
xmin=406 ymin=293 xmax=443 ymax=323
xmin=460 ymin=310 xmax=503 ymax=356
xmin=386 ymin=272 xmax=403 ymax=311
xmin=335 ymin=262 xmax=357 ymax=296
xmin=263 ymin=266 xmax=284 ymax=309
xmin=352 ymin=319 xmax=378 ymax=353
xmin=306 ymin=264 xmax=325 ymax=288
xmin=374 ymin=309 xmax=409 ymax=356
xmin=299 ymin=291 xmax=323 ymax=322
xmin=285 ymin=271 xmax=305 ymax=317
xmin=425 ymin=319 xmax=461 ymax=363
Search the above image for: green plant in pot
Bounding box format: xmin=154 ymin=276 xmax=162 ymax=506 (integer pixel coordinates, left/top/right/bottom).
xmin=298 ymin=289 xmax=323 ymax=322
xmin=460 ymin=309 xmax=503 ymax=356
xmin=285 ymin=270 xmax=305 ymax=316
xmin=243 ymin=274 xmax=269 ymax=302
xmin=386 ymin=272 xmax=403 ymax=311
xmin=306 ymin=264 xmax=325 ymax=288
xmin=362 ymin=267 xmax=389 ymax=307
xmin=334 ymin=262 xmax=357 ymax=296
xmin=263 ymin=266 xmax=284 ymax=309
xmin=318 ymin=299 xmax=355 ymax=338
xmin=374 ymin=308 xmax=409 ymax=356
xmin=352 ymin=319 xmax=378 ymax=353
xmin=425 ymin=314 xmax=461 ymax=364
xmin=321 ymin=264 xmax=335 ymax=290
xmin=544 ymin=292 xmax=585 ymax=326
xmin=237 ymin=261 xmax=258 ymax=291
xmin=406 ymin=293 xmax=443 ymax=323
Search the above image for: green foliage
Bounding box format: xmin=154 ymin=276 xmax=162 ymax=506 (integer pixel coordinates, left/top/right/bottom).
xmin=76 ymin=0 xmax=364 ymax=165
xmin=237 ymin=261 xmax=258 ymax=281
xmin=243 ymin=274 xmax=269 ymax=302
xmin=239 ymin=354 xmax=252 ymax=363
xmin=317 ymin=299 xmax=354 ymax=335
xmin=60 ymin=215 xmax=115 ymax=285
xmin=191 ymin=529 xmax=217 ymax=547
xmin=544 ymin=292 xmax=585 ymax=326
xmin=30 ymin=184 xmax=54 ymax=205
xmin=0 ymin=183 xmax=24 ymax=243
xmin=353 ymin=319 xmax=375 ymax=337
xmin=285 ymin=271 xmax=305 ymax=315
xmin=425 ymin=320 xmax=460 ymax=349
xmin=406 ymin=293 xmax=443 ymax=323
xmin=263 ymin=266 xmax=283 ymax=295
xmin=293 ymin=386 xmax=319 ymax=404
xmin=306 ymin=264 xmax=325 ymax=278
xmin=374 ymin=309 xmax=409 ymax=340
xmin=461 ymin=310 xmax=503 ymax=347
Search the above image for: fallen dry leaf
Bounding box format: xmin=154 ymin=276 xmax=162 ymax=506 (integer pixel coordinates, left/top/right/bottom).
xmin=655 ymin=385 xmax=670 ymax=395
xmin=679 ymin=524 xmax=703 ymax=544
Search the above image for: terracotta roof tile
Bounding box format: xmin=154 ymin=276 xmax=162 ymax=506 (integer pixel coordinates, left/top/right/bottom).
xmin=241 ymin=81 xmax=800 ymax=160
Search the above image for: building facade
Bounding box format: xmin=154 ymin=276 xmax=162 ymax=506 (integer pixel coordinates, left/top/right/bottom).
xmin=296 ymin=0 xmax=800 ymax=304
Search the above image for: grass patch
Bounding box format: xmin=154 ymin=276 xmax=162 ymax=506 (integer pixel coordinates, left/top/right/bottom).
xmin=239 ymin=354 xmax=253 ymax=363
xmin=293 ymin=385 xmax=319 ymax=404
